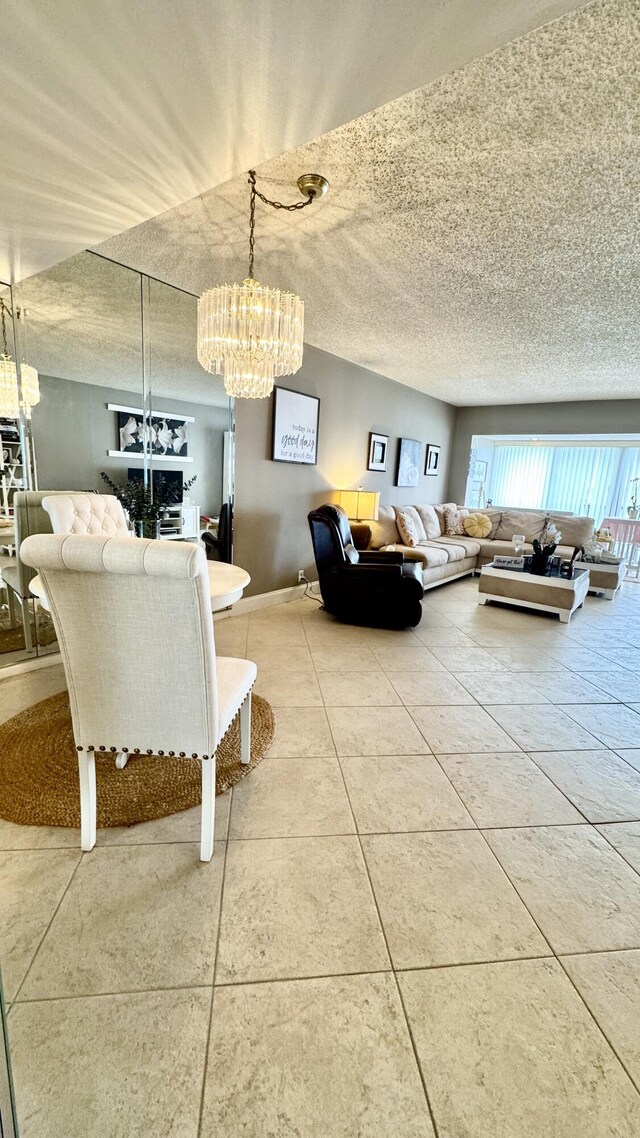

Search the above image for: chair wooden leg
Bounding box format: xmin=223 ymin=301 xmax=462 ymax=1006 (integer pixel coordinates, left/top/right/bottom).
xmin=78 ymin=751 xmax=97 ymax=851
xmin=5 ymin=584 xmax=17 ymax=628
xmin=20 ymin=597 xmax=33 ymax=651
xmin=200 ymin=758 xmax=215 ymax=862
xmin=240 ymin=692 xmax=251 ymax=765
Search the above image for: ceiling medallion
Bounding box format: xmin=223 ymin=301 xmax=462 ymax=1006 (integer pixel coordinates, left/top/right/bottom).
xmin=197 ymin=168 xmax=329 ymax=399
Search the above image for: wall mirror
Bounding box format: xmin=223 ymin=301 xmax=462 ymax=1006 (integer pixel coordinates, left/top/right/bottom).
xmin=0 ymin=252 xmax=234 ymax=669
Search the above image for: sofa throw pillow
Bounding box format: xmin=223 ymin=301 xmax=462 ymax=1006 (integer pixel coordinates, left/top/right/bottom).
xmin=434 ymin=502 xmax=457 ymax=534
xmin=395 ymin=506 xmax=427 ymax=547
xmin=484 ymin=508 xmax=503 ymax=539
xmin=369 ymin=505 xmax=400 ymax=549
xmin=495 ymin=509 xmax=546 ymax=543
xmin=547 ymin=513 xmax=594 ymax=549
xmin=443 ymin=506 xmax=469 ymax=536
xmin=415 ymin=504 xmax=441 ymax=540
xmin=463 ymin=511 xmax=492 ymax=539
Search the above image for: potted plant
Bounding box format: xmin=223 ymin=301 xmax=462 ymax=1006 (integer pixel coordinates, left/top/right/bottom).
xmin=627 ymin=477 xmax=639 ymax=519
xmin=531 ymin=523 xmax=562 ymax=575
xmin=100 ymin=472 xmax=197 ymax=538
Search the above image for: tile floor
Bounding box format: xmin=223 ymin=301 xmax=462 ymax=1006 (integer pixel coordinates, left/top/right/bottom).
xmin=3 ymin=576 xmax=640 ymax=1135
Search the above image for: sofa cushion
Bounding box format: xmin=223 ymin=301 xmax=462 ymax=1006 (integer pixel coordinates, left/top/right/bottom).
xmin=443 ymin=506 xmax=469 ymax=536
xmin=547 ymin=513 xmax=594 ymax=549
xmin=463 ymin=511 xmax=492 ymax=538
xmin=475 ymin=539 xmax=577 ymax=562
xmin=434 ymin=536 xmax=482 ymax=559
xmin=495 ymin=509 xmax=547 ymax=543
xmin=434 ymin=503 xmax=457 ymax=535
xmin=426 ymin=537 xmax=475 ymax=563
xmin=369 ymin=505 xmax=399 ymax=549
xmin=386 ymin=543 xmax=449 ymax=569
xmin=395 ymin=506 xmax=427 ymax=547
xmin=484 ymin=508 xmax=503 ymax=539
xmin=414 ymin=504 xmax=440 ymax=540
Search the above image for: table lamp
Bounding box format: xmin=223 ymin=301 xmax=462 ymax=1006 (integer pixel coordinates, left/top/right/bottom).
xmin=336 ymin=487 xmax=380 ymax=522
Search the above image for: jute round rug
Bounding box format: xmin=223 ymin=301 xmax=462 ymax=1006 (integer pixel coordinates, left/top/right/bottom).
xmin=0 ymin=690 xmax=275 ymax=829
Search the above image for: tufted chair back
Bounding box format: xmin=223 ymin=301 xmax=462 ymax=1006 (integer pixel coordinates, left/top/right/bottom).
xmin=43 ymin=493 xmax=130 ymax=538
xmin=20 ymin=532 xmax=218 ymax=757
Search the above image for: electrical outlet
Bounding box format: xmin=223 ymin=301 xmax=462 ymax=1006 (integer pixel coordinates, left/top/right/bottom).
xmin=297 ymin=569 xmax=306 ymax=583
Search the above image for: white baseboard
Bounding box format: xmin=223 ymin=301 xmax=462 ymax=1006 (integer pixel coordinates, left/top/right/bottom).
xmin=0 ymin=584 xmax=323 ymax=677
xmin=214 ymin=580 xmax=321 ymax=619
xmin=0 ymin=651 xmax=63 ymax=679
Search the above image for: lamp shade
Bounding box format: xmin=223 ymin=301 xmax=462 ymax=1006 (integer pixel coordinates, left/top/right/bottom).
xmin=336 ymin=489 xmax=380 ymax=521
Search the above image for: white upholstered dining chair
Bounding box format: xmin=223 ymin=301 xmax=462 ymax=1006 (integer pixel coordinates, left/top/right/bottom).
xmin=20 ymin=533 xmax=257 ymax=861
xmin=42 ymin=493 xmax=130 ymax=537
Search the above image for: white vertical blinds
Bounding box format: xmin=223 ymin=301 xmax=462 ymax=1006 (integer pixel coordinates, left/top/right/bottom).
xmin=487 ymin=445 xmax=640 ymax=523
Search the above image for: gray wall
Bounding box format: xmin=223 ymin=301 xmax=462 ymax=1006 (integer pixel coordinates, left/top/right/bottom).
xmin=32 ymin=375 xmax=229 ymax=515
xmin=450 ymin=400 xmax=640 ymax=504
xmin=234 ymin=344 xmax=456 ymax=595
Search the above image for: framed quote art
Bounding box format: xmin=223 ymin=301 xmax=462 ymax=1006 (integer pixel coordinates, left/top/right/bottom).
xmin=271 ymin=386 xmax=320 ymax=465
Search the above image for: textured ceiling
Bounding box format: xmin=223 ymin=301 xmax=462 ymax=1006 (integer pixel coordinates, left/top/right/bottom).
xmin=17 ymin=252 xmax=228 ymax=407
xmin=1 ymin=0 xmax=581 ymax=282
xmin=96 ymin=0 xmax=639 ymax=407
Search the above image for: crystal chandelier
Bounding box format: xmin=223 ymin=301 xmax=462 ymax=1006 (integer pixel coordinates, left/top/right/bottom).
xmin=197 ymin=169 xmax=329 ymax=399
xmin=0 ymin=298 xmax=40 ymax=418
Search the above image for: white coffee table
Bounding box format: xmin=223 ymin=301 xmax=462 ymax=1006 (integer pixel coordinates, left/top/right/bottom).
xmin=573 ymin=558 xmax=625 ymax=600
xmin=478 ymin=563 xmax=590 ymax=624
xmin=30 ymin=561 xmax=250 ymax=615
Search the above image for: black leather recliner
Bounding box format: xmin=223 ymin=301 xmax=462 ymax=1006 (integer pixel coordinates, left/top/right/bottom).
xmin=202 ymin=502 xmax=233 ymax=563
xmin=308 ymin=504 xmax=424 ymax=628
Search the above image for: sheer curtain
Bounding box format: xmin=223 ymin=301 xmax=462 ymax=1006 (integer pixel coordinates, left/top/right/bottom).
xmin=487 ymin=445 xmax=640 ymax=522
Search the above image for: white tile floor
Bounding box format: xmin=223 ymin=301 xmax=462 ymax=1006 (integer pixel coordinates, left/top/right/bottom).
xmin=3 ymin=575 xmax=640 ymax=1135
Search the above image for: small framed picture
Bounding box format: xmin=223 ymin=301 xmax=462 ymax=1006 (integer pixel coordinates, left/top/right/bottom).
xmin=368 ymin=432 xmax=389 ymax=472
xmin=271 ymin=386 xmax=320 ymax=465
xmin=397 ymin=438 xmax=422 ymax=487
xmin=470 ymin=458 xmax=487 ymax=481
xmin=425 ymin=444 xmax=441 ymax=476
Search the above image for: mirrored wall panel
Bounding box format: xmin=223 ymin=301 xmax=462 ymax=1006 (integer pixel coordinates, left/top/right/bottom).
xmin=144 ymin=276 xmax=233 ymax=559
xmin=0 ymin=252 xmax=234 ymax=669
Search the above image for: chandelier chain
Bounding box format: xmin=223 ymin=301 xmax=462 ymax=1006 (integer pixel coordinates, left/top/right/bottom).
xmin=247 ymin=169 xmax=314 ymax=279
xmin=0 ymin=299 xmax=9 ymax=357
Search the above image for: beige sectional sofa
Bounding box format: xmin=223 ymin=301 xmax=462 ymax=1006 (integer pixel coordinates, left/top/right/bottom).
xmin=367 ymin=504 xmax=594 ymax=591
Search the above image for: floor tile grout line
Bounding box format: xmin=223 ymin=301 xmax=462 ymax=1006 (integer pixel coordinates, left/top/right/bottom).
xmin=591 ymin=823 xmax=640 ymax=881
xmin=11 ymin=848 xmax=85 ymax=1005
xmin=332 ymin=735 xmax=442 ymax=1137
xmin=555 ymin=954 xmax=640 ymax=1099
xmin=196 ymin=834 xmax=230 ymax=1138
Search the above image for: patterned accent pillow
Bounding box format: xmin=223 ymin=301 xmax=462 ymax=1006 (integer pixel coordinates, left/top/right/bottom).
xmin=463 ymin=512 xmax=492 ymax=539
xmin=443 ymin=506 xmax=469 ymax=536
xmin=395 ymin=506 xmax=427 ymax=548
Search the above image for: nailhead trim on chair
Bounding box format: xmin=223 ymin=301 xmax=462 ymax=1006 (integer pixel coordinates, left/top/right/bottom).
xmin=72 ymin=686 xmax=256 ymax=760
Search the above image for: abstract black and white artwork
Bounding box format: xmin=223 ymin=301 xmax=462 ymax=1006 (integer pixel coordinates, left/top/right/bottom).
xmin=425 ymin=444 xmax=441 ymax=476
xmin=114 ymin=408 xmax=190 ymax=457
xmin=396 ymin=438 xmax=421 ymax=487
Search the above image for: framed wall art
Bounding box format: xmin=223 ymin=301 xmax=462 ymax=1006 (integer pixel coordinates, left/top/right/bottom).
xmin=272 ymin=386 xmax=320 ymax=465
xmin=107 ymin=403 xmax=194 ymax=463
xmin=469 ymin=458 xmax=487 ymax=481
xmin=425 ymin=444 xmax=441 ymax=477
xmin=368 ymin=432 xmax=389 ymax=472
xmin=396 ymin=438 xmax=422 ymax=487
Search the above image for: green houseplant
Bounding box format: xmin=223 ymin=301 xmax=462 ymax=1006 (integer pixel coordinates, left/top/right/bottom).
xmin=100 ymin=472 xmax=197 ymax=538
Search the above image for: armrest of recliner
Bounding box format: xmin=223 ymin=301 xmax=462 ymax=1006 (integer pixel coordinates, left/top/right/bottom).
xmin=358 ymin=550 xmax=404 ymax=565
